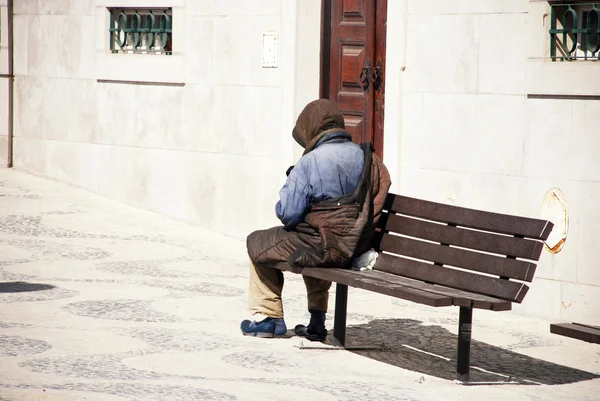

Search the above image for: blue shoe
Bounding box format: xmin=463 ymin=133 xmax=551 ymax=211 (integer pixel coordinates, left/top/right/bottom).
xmin=241 ymin=317 xmax=287 ymax=338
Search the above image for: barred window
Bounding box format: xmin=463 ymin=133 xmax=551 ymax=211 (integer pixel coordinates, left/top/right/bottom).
xmin=550 ymin=2 xmax=600 ymax=61
xmin=108 ymin=8 xmax=172 ymax=55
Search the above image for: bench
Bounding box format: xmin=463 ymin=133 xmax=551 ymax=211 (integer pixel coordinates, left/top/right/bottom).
xmin=551 ymin=323 xmax=600 ymax=344
xmin=275 ymin=193 xmax=554 ymax=381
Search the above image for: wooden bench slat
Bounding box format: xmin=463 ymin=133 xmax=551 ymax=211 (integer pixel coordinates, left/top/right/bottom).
xmin=363 ymin=270 xmax=511 ymax=311
xmin=375 ymin=253 xmax=529 ymax=303
xmin=379 ymin=234 xmax=536 ymax=282
xmin=550 ymin=323 xmax=600 ymax=344
xmin=301 ymin=268 xmax=453 ymax=307
xmin=572 ymin=322 xmax=600 ymax=331
xmin=382 ymin=213 xmax=544 ymax=260
xmin=385 ymin=194 xmax=554 ymax=240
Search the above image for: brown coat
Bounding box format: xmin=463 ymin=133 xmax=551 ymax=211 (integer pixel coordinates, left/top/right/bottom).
xmin=247 ymin=99 xmax=391 ymax=268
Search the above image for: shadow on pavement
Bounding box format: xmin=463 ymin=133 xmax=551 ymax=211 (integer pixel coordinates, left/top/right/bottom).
xmin=0 ymin=281 xmax=56 ymax=293
xmin=324 ymin=318 xmax=600 ymax=385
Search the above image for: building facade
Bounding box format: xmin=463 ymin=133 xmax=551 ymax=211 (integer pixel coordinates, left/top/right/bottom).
xmin=2 ymin=0 xmax=599 ymax=324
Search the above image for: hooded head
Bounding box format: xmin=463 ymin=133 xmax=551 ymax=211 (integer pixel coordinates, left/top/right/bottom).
xmin=292 ymin=99 xmax=346 ymax=153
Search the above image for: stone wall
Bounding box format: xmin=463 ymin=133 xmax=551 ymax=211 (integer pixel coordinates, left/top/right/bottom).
xmin=12 ymin=0 xmax=320 ymax=238
xmin=390 ymin=0 xmax=600 ymax=323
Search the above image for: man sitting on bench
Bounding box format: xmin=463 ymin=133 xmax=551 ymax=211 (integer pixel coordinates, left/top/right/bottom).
xmin=242 ymin=99 xmax=391 ymax=340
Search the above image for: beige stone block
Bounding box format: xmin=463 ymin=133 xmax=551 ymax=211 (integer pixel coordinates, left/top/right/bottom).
xmin=576 ymin=220 xmax=600 ymax=286
xmin=396 ymin=93 xmax=423 ymax=169
xmin=0 ymin=4 xmax=7 ymax=53
xmin=0 ymin=78 xmax=8 ymax=135
xmin=468 ymin=94 xmax=527 ymax=175
xmin=414 ymin=94 xmax=525 ymax=175
xmin=560 ymin=282 xmax=600 ymax=325
xmin=213 ymin=85 xmax=258 ymax=155
xmin=68 ymin=79 xmax=98 ymax=143
xmin=171 ymin=7 xmax=187 ymax=57
xmin=185 ymin=17 xmax=215 ymax=85
xmin=96 ymin=53 xmax=185 ymax=84
xmin=180 ymin=84 xmax=219 ymax=153
xmin=578 ymin=181 xmax=600 ymax=225
xmin=514 ymin=277 xmax=562 ymax=320
xmin=0 ymin=134 xmax=7 ymax=166
xmin=41 ymin=79 xmax=72 ymax=141
xmin=38 ymin=0 xmax=70 ymax=15
xmin=404 ymin=14 xmax=480 ymax=94
xmin=0 ymin=48 xmax=8 ymax=76
xmin=196 ymin=85 xmax=284 ymax=158
xmin=215 ymin=155 xmax=282 ymax=236
xmin=56 ymin=16 xmax=96 ymax=79
xmin=70 ymin=0 xmax=94 ymax=16
xmin=478 ymin=13 xmax=527 ymax=95
xmin=570 ymin=101 xmax=600 ymax=182
xmin=526 ymin=1 xmax=551 ymax=59
xmin=523 ymin=98 xmax=573 ymax=180
xmin=405 ymin=93 xmax=473 ymax=171
xmin=95 ymin=82 xmax=139 ymax=146
xmin=256 ymin=86 xmax=283 ymax=157
xmin=526 ymin=60 xmax=600 ymax=96
xmin=14 ymin=0 xmax=37 ymax=15
xmin=12 ymin=136 xmax=49 ymax=173
xmin=27 ymin=15 xmax=60 ymax=77
xmin=97 ymin=0 xmax=185 ymax=8
xmin=145 ymin=148 xmax=191 ymax=222
xmin=409 ymin=0 xmax=527 ymax=14
xmin=13 ymin=15 xmax=29 ymax=75
xmin=14 ymin=76 xmax=45 ymax=138
xmin=187 ymin=0 xmax=281 ymax=16
xmin=184 ymin=151 xmax=220 ymax=229
xmin=294 ymin=0 xmax=320 ymax=112
xmin=156 ymin=86 xmax=184 ymax=150
xmin=399 ymin=167 xmax=474 ymax=208
xmin=470 ymin=174 xmax=526 ymax=217
xmin=107 ymin=144 xmax=151 ymax=208
xmin=212 ymin=15 xmax=281 ymax=87
xmin=95 ymin=7 xmax=107 ymax=52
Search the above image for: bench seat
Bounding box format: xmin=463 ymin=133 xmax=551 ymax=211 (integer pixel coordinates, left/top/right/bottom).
xmin=551 ymin=323 xmax=600 ymax=344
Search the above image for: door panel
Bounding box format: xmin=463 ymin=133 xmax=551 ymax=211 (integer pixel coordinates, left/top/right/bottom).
xmin=324 ymin=0 xmax=386 ymax=157
xmin=328 ymin=0 xmax=375 ymax=146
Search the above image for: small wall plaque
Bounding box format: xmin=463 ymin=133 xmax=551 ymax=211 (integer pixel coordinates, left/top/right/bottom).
xmin=262 ymin=31 xmax=278 ymax=68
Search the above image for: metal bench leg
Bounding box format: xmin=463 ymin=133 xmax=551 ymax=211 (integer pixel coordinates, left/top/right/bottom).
xmin=457 ymin=306 xmax=473 ymax=381
xmin=333 ymin=283 xmax=348 ymax=347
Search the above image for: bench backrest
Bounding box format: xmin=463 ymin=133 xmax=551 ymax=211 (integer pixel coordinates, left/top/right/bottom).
xmin=373 ymin=194 xmax=554 ymax=303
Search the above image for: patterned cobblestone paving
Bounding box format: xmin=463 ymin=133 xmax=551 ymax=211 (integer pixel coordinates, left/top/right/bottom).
xmin=1 ymin=169 xmax=599 ymax=401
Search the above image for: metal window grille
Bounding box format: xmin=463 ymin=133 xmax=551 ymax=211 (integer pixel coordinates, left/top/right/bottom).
xmin=550 ymin=2 xmax=600 ymax=61
xmin=108 ymin=8 xmax=172 ymax=55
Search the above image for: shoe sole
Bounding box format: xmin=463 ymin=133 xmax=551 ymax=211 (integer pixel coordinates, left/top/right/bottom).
xmin=241 ymin=330 xmax=275 ymax=338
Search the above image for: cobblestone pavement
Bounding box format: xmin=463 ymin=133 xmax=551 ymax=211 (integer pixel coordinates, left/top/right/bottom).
xmin=1 ymin=169 xmax=599 ymax=401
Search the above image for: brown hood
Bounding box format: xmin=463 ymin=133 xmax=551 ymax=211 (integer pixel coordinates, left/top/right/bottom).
xmin=292 ymin=99 xmax=346 ymax=154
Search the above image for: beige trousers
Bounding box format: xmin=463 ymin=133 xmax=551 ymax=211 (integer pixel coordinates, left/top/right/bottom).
xmin=249 ymin=261 xmax=332 ymax=318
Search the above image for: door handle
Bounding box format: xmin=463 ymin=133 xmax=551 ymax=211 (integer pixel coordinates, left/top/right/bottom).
xmin=371 ymin=59 xmax=383 ymax=92
xmin=359 ymin=60 xmax=371 ymax=91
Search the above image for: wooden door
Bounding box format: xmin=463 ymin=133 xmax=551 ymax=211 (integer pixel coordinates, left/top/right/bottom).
xmin=321 ymin=0 xmax=387 ymax=156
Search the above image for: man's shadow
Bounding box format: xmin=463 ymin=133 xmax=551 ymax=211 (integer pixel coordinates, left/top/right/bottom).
xmin=319 ymin=318 xmax=599 ymax=384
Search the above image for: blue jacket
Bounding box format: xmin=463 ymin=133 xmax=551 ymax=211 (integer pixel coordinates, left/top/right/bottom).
xmin=276 ymin=131 xmax=364 ymax=229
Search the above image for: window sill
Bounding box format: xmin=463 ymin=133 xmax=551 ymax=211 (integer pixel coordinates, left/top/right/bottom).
xmin=526 ymin=58 xmax=600 ymax=97
xmin=96 ymin=52 xmax=185 ymax=84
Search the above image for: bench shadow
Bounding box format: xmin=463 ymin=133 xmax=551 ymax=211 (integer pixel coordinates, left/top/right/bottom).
xmin=0 ymin=281 xmax=56 ymax=293
xmin=326 ymin=318 xmax=600 ymax=385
